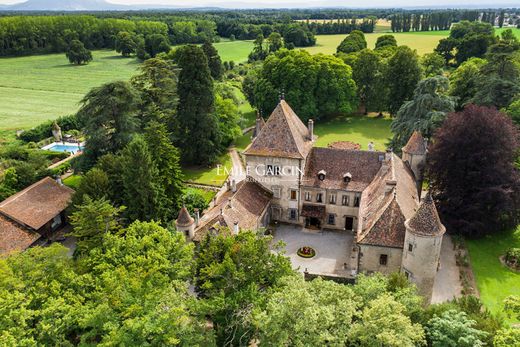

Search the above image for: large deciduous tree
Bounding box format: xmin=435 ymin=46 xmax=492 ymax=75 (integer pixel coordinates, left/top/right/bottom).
xmin=251 ymin=49 xmax=357 ymax=121
xmin=337 ymin=30 xmax=367 ymax=54
xmin=426 ymin=310 xmax=487 ymax=347
xmin=390 ymin=76 xmax=455 ymax=150
xmin=77 ymin=81 xmax=139 ymax=164
xmin=352 ymin=49 xmax=386 ymax=114
xmin=385 ymin=46 xmax=422 ymax=115
xmin=375 ymin=34 xmax=397 ymax=49
xmin=448 ymin=57 xmax=486 ymax=110
xmin=115 ymin=31 xmax=137 ymax=57
xmin=173 ymin=45 xmax=221 ymax=165
xmin=427 ymin=105 xmax=520 ymax=236
xmin=66 ymin=39 xmax=92 ymax=65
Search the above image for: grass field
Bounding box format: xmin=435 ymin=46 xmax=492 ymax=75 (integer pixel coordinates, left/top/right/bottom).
xmin=63 ymin=175 xmax=83 ymax=190
xmin=0 ymin=50 xmax=139 ymax=135
xmin=214 ymin=40 xmax=254 ymax=63
xmin=182 ymin=152 xmax=232 ymax=187
xmin=314 ymin=114 xmax=392 ymax=151
xmin=466 ymin=226 xmax=520 ymax=322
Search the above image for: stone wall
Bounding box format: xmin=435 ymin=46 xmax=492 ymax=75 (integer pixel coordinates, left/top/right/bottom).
xmin=358 ymin=244 xmax=403 ymax=275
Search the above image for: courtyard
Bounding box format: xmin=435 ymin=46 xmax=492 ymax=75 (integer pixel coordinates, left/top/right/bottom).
xmin=272 ymin=224 xmax=354 ymax=277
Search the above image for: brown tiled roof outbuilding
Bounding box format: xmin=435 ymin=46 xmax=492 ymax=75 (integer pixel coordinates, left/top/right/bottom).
xmin=0 ymin=177 xmax=74 ymax=231
xmin=0 ymin=215 xmax=41 ymax=256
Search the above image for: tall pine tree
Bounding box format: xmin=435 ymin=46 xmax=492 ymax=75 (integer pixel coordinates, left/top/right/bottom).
xmin=174 ymin=45 xmax=221 ymax=165
xmin=202 ymin=41 xmax=223 ymax=80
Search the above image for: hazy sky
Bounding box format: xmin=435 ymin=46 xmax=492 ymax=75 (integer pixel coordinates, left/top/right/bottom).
xmin=1 ymin=0 xmax=518 ymax=7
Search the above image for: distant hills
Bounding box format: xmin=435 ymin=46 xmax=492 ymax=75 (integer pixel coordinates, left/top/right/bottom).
xmin=0 ymin=0 xmax=195 ymax=11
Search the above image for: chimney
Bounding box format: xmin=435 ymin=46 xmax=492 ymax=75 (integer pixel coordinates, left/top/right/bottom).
xmin=231 ymin=179 xmax=237 ymax=193
xmin=254 ymin=112 xmax=262 ymax=138
xmin=308 ymin=119 xmax=314 ymax=140
xmin=55 ymin=176 xmax=63 ymax=186
xmin=385 ymin=179 xmax=397 ymax=195
xmin=233 ymin=221 xmax=239 ymax=235
xmin=194 ymin=208 xmax=200 ymax=226
xmin=385 ymin=148 xmax=393 ymax=162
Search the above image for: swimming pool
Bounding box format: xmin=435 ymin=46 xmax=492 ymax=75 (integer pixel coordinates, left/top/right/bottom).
xmin=41 ymin=142 xmax=84 ymax=155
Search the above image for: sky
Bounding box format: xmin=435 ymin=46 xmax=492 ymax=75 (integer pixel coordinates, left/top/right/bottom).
xmin=0 ymin=0 xmax=518 ymax=7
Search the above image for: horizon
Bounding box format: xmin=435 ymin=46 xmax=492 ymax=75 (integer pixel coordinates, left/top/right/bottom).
xmin=1 ymin=0 xmax=519 ymax=9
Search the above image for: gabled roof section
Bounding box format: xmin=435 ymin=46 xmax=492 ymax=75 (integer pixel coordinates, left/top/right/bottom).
xmin=0 ymin=177 xmax=74 ymax=231
xmin=406 ymin=193 xmax=445 ymax=237
xmin=0 ymin=215 xmax=41 ymax=256
xmin=358 ymin=197 xmax=407 ymax=248
xmin=402 ymin=131 xmax=427 ymax=155
xmin=176 ymin=205 xmax=194 ymax=227
xmin=244 ymin=100 xmax=313 ymax=159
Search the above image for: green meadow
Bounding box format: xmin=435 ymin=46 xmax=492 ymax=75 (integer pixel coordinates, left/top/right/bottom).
xmin=0 ymin=50 xmax=139 ymax=139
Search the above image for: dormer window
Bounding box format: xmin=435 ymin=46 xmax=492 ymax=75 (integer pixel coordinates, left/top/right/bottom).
xmin=343 ymin=172 xmax=352 ymax=183
xmin=317 ymin=170 xmax=326 ymax=181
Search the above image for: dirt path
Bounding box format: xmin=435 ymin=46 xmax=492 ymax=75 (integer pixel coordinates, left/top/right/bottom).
xmin=431 ymin=235 xmax=463 ymax=303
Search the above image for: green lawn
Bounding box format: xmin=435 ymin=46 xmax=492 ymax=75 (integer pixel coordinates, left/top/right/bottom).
xmin=214 ymin=40 xmax=254 ymax=63
xmin=233 ymin=130 xmax=252 ymax=152
xmin=465 ymin=226 xmax=520 ymax=322
xmin=63 ymin=174 xmax=82 ymax=190
xmin=182 ymin=152 xmax=232 ymax=187
xmin=314 ymin=114 xmax=392 ymax=151
xmin=184 ymin=187 xmax=216 ymax=204
xmin=0 ymin=50 xmax=139 ymax=136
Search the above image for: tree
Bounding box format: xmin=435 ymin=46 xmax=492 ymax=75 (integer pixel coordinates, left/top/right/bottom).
xmin=69 ymin=197 xmax=124 ymax=255
xmin=71 ymin=167 xmax=111 ymax=207
xmin=426 ymin=310 xmax=487 ymax=347
xmin=115 ymin=31 xmax=137 ymax=57
xmin=196 ymin=230 xmax=292 ymax=345
xmin=202 ymin=40 xmax=223 ymax=80
xmin=506 ymin=98 xmax=520 ymax=126
xmin=375 ymin=34 xmax=397 ymax=49
xmin=421 ymin=52 xmax=445 ymax=77
xmin=130 ymin=57 xmax=178 ymax=127
xmin=267 ymin=32 xmax=283 ymax=53
xmin=283 ymin=25 xmax=315 ymax=47
xmin=144 ymin=121 xmax=184 ymax=212
xmin=144 ymin=33 xmax=170 ymax=58
xmin=391 ymin=76 xmax=455 ymax=150
xmin=352 ymin=49 xmax=386 ymax=114
xmin=254 ymin=276 xmax=356 ymax=346
xmin=77 ymin=81 xmax=139 ymax=163
xmin=248 ymin=34 xmax=268 ymax=62
xmin=120 ymin=136 xmax=168 ymax=222
xmin=215 ymin=94 xmax=241 ymax=147
xmin=427 ymin=105 xmax=520 ymax=236
xmin=251 ymin=49 xmax=357 ymax=121
xmin=65 ymin=39 xmax=92 ymax=65
xmin=472 ymin=41 xmax=520 ymax=109
xmin=337 ymin=30 xmax=367 ymax=54
xmin=448 ymin=58 xmax=485 ymax=109
xmin=173 ymin=45 xmax=221 ymax=165
xmin=386 ymin=46 xmax=423 ymax=115
xmin=494 ymin=328 xmax=520 ymax=347
xmin=349 ymin=294 xmax=426 ymax=347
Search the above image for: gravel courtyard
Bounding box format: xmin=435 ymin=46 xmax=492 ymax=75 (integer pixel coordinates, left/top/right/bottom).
xmin=272 ymin=224 xmax=354 ymax=277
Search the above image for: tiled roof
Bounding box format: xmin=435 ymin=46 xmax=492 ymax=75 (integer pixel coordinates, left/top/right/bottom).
xmin=327 ymin=141 xmax=361 ymax=150
xmin=302 ymin=148 xmax=384 ymax=191
xmin=176 ymin=205 xmax=194 ymax=227
xmin=357 ymin=154 xmax=420 ymax=248
xmin=193 ymin=179 xmax=272 ymax=241
xmin=358 ymin=197 xmax=406 ymax=248
xmin=406 ymin=193 xmax=445 ymax=236
xmin=0 ymin=215 xmax=41 ymax=256
xmin=402 ymin=131 xmax=427 ymax=154
xmin=0 ymin=177 xmax=74 ymax=231
xmin=244 ymin=100 xmax=313 ymax=159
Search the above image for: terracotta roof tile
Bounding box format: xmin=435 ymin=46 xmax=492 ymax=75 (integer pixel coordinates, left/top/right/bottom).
xmin=244 ymin=100 xmax=313 ymax=159
xmin=406 ymin=193 xmax=445 ymax=236
xmin=327 ymin=141 xmax=361 ymax=150
xmin=402 ymin=131 xmax=427 ymax=154
xmin=176 ymin=206 xmax=194 ymax=227
xmin=302 ymin=148 xmax=384 ymax=191
xmin=0 ymin=216 xmax=41 ymax=256
xmin=0 ymin=177 xmax=74 ymax=230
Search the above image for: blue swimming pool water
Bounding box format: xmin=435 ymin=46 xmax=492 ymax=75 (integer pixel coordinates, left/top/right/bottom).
xmin=47 ymin=144 xmax=83 ymax=154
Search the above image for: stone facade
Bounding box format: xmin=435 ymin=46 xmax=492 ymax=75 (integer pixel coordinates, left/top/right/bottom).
xmin=358 ymin=245 xmax=403 ymax=275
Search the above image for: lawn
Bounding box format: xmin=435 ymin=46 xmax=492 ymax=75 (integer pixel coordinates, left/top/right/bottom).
xmin=0 ymin=50 xmax=139 ymax=137
xmin=182 ymin=152 xmax=232 ymax=187
xmin=184 ymin=187 xmax=216 ymax=204
xmin=465 ymin=225 xmax=520 ymax=323
xmin=314 ymin=114 xmax=392 ymax=151
xmin=233 ymin=130 xmax=252 ymax=152
xmin=63 ymin=174 xmax=82 ymax=190
xmin=214 ymin=40 xmax=254 ymax=63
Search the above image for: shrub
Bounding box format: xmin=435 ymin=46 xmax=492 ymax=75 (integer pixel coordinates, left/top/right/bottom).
xmin=19 ymin=114 xmax=79 ymax=143
xmin=504 ymin=248 xmax=520 ymax=269
xmin=50 ymin=162 xmax=71 ymax=176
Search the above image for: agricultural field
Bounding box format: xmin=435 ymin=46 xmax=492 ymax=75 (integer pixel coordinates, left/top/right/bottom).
xmin=466 ymin=225 xmax=520 ymax=322
xmin=0 ymin=50 xmax=139 ymax=139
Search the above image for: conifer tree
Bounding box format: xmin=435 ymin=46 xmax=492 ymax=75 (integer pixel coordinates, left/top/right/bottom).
xmin=174 ymin=45 xmax=221 ymax=165
xmin=202 ymin=40 xmax=223 ymax=80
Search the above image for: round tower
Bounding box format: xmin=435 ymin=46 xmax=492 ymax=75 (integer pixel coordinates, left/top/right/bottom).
xmin=401 ymin=193 xmax=445 ymax=303
xmin=402 ymin=131 xmax=427 ymax=183
xmin=176 ymin=205 xmax=195 ymax=240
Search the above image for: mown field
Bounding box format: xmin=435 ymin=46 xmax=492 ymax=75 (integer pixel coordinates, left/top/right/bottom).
xmin=0 ymin=50 xmax=139 ymax=138
xmin=466 ymin=226 xmax=520 ymax=323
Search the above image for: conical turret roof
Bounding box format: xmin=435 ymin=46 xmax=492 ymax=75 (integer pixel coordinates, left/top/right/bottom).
xmin=176 ymin=205 xmax=194 ymax=227
xmin=406 ymin=193 xmax=445 ymax=236
xmin=402 ymin=131 xmax=427 ymax=155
